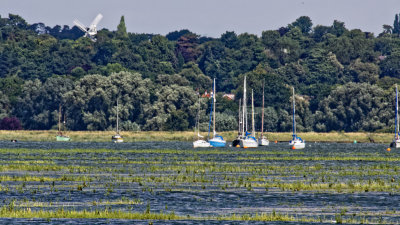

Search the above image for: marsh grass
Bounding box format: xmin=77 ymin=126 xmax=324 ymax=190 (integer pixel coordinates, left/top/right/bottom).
xmin=0 ymin=130 xmax=393 ymax=142
xmin=0 ymin=147 xmax=399 ymax=223
xmin=0 ymin=207 xmax=181 ymax=220
xmin=0 ymin=206 xmax=394 ymax=224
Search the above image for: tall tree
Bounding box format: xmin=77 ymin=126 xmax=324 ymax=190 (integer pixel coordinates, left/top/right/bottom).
xmin=290 ymin=16 xmax=313 ymax=34
xmin=116 ymin=16 xmax=128 ymax=39
xmin=393 ymin=14 xmax=400 ymax=35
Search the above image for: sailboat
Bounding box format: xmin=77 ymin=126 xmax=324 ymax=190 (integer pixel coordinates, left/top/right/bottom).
xmin=289 ymin=87 xmax=305 ymax=149
xmin=391 ymin=84 xmax=400 ymax=148
xmin=56 ymin=104 xmax=70 ymax=141
xmin=193 ymin=95 xmax=211 ymax=148
xmin=240 ymin=76 xmax=258 ymax=148
xmin=232 ymin=98 xmax=242 ymax=147
xmin=208 ymin=78 xmax=226 ymax=147
xmin=111 ymin=98 xmax=123 ymax=143
xmin=258 ymin=80 xmax=269 ymax=146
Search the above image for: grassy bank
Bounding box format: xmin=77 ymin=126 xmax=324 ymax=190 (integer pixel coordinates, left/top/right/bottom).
xmin=0 ymin=130 xmax=394 ymax=143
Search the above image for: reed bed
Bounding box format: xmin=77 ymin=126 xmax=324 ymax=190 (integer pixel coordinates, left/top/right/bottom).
xmin=0 ymin=130 xmax=394 ymax=143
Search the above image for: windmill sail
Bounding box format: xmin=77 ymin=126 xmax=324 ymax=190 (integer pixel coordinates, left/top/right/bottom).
xmin=73 ymin=13 xmax=103 ymax=41
xmin=73 ymin=19 xmax=88 ymax=33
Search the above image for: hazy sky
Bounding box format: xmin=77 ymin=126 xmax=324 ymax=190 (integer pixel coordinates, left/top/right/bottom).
xmin=1 ymin=0 xmax=399 ymax=37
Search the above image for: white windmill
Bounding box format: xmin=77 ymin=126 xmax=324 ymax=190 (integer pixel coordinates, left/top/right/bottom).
xmin=73 ymin=13 xmax=103 ymax=41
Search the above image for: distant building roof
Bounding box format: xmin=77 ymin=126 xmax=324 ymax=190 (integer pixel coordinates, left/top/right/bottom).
xmin=223 ymin=94 xmax=235 ymax=100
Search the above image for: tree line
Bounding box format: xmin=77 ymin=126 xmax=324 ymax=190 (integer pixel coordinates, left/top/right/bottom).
xmin=0 ymin=14 xmax=400 ymax=132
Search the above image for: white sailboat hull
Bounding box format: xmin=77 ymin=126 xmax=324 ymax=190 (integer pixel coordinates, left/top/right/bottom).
xmin=193 ymin=140 xmax=211 ymax=148
xmin=289 ymin=139 xmax=305 ymax=149
xmin=240 ymin=137 xmax=258 ymax=148
xmin=112 ymin=134 xmax=123 ymax=143
xmin=258 ymin=138 xmax=269 ymax=146
xmin=391 ymin=139 xmax=400 ymax=148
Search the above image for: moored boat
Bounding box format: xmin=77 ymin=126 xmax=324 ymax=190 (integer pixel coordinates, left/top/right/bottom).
xmin=112 ymin=98 xmax=123 ymax=143
xmin=208 ymin=78 xmax=226 ymax=147
xmin=258 ymin=80 xmax=269 ymax=146
xmin=193 ymin=94 xmax=211 ymax=148
xmin=56 ymin=104 xmax=70 ymax=141
xmin=289 ymin=87 xmax=305 ymax=149
xmin=240 ymin=89 xmax=258 ymax=148
xmin=391 ymin=84 xmax=400 ymax=148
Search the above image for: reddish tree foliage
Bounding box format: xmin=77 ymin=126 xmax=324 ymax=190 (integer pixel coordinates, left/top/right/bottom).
xmin=0 ymin=117 xmax=22 ymax=130
xmin=176 ymin=33 xmax=200 ymax=62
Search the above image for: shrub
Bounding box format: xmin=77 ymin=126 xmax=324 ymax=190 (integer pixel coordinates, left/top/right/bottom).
xmin=0 ymin=117 xmax=22 ymax=130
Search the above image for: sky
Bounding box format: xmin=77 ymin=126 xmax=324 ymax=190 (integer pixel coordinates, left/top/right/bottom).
xmin=1 ymin=0 xmax=399 ymax=37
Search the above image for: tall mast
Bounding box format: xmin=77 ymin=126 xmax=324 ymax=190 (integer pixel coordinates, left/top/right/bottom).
xmin=292 ymin=87 xmax=296 ymax=137
xmin=116 ymin=98 xmax=119 ymax=134
xmin=396 ymin=84 xmax=399 ymax=139
xmin=207 ymin=87 xmax=213 ymax=140
xmin=251 ymin=89 xmax=255 ymax=137
xmin=238 ymin=98 xmax=241 ymax=136
xmin=213 ymin=78 xmax=216 ymax=137
xmin=196 ymin=95 xmax=201 ymax=137
xmin=261 ymin=80 xmax=265 ymax=138
xmin=63 ymin=113 xmax=66 ymax=133
xmin=242 ymin=76 xmax=247 ymax=133
xmin=58 ymin=104 xmax=61 ymax=134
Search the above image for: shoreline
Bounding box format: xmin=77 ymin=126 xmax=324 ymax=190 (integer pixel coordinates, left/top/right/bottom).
xmin=0 ymin=130 xmax=394 ymax=143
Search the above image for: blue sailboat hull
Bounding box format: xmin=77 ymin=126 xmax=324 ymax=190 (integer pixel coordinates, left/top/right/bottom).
xmin=209 ymin=136 xmax=226 ymax=147
xmin=209 ymin=140 xmax=226 ymax=147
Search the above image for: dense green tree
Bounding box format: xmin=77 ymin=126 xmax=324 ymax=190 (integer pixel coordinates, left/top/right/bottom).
xmin=331 ymin=20 xmax=347 ymax=37
xmin=14 ymin=77 xmax=74 ymax=129
xmin=63 ymin=72 xmax=151 ymax=130
xmin=144 ymin=84 xmax=197 ymax=131
xmin=349 ymin=59 xmax=379 ymax=83
xmin=290 ymin=16 xmax=313 ymax=34
xmin=393 ymin=14 xmax=400 ymax=35
xmin=166 ymin=29 xmax=191 ymax=41
xmin=116 ymin=16 xmax=128 ymax=39
xmin=315 ymin=83 xmax=389 ymax=131
xmin=379 ymin=49 xmax=400 ymax=78
xmin=2 ymin=13 xmax=400 ymax=132
xmin=220 ymin=31 xmax=239 ymax=49
xmin=0 ymin=75 xmax=24 ymax=104
xmin=0 ymin=91 xmax=10 ymax=119
xmin=164 ymin=110 xmax=189 ymax=131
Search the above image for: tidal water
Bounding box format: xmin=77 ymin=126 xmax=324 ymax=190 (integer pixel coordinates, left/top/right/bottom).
xmin=0 ymin=141 xmax=398 ymax=224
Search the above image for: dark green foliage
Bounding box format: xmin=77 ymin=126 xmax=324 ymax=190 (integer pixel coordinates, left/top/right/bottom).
xmin=393 ymin=14 xmax=400 ymax=35
xmin=290 ymin=16 xmax=313 ymax=34
xmin=166 ymin=29 xmax=192 ymax=41
xmin=116 ymin=16 xmax=128 ymax=39
xmin=165 ymin=110 xmax=189 ymax=131
xmin=1 ymin=13 xmax=400 ymax=132
xmin=315 ymin=83 xmax=389 ymax=132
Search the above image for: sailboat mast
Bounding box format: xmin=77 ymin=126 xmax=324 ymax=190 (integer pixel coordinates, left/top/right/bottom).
xmin=238 ymin=98 xmax=241 ymax=136
xmin=261 ymin=80 xmax=265 ymax=138
xmin=63 ymin=113 xmax=66 ymax=132
xmin=197 ymin=95 xmax=201 ymax=137
xmin=251 ymin=89 xmax=255 ymax=137
xmin=116 ymin=98 xmax=119 ymax=134
xmin=243 ymin=76 xmax=247 ymax=133
xmin=396 ymin=84 xmax=399 ymax=139
xmin=213 ymin=78 xmax=216 ymax=138
xmin=58 ymin=104 xmax=61 ymax=134
xmin=292 ymin=87 xmax=296 ymax=137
